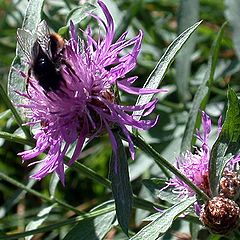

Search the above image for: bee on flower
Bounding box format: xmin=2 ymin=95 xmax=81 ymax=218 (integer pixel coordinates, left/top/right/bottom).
xmin=16 ymin=1 xmax=163 ymax=184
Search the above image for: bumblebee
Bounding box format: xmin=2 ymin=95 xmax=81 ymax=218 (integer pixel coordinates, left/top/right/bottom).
xmin=17 ymin=20 xmax=65 ymax=92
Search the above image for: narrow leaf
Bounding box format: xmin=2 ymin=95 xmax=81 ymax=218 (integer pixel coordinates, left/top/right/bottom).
xmin=64 ymin=212 xmax=115 ymax=240
xmin=181 ymin=22 xmax=227 ymax=153
xmin=209 ymin=88 xmax=240 ymax=196
xmin=8 ymin=0 xmax=45 ymax=117
xmin=130 ymin=197 xmax=196 ymax=240
xmin=225 ymin=0 xmax=240 ymax=61
xmin=134 ymin=21 xmax=202 ymax=121
xmin=49 ymin=173 xmax=60 ymax=197
xmin=190 ymin=222 xmax=201 ymax=240
xmin=142 ymin=178 xmax=165 ymax=198
xmin=63 ymin=202 xmax=116 ymax=240
xmin=176 ymin=0 xmax=199 ymax=102
xmin=25 ymin=205 xmax=55 ymax=240
xmin=109 ymin=131 xmax=133 ymax=236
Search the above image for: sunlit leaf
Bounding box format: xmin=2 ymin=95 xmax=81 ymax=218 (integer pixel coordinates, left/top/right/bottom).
xmin=8 ymin=0 xmax=45 ymax=118
xmin=225 ymin=0 xmax=240 ymax=61
xmin=64 ymin=201 xmax=116 ymax=240
xmin=130 ymin=197 xmax=196 ymax=239
xmin=176 ymin=0 xmax=199 ymax=102
xmin=25 ymin=205 xmax=55 ymax=240
xmin=134 ymin=21 xmax=202 ymax=121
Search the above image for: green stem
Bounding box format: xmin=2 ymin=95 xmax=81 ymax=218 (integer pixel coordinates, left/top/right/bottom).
xmin=0 ymin=131 xmax=33 ymax=146
xmin=72 ymin=162 xmax=111 ymax=188
xmin=130 ymin=134 xmax=210 ymax=201
xmin=210 ymin=86 xmax=226 ymax=97
xmin=0 ymin=171 xmax=83 ymax=215
xmin=0 ymin=84 xmax=31 ymax=139
xmin=161 ymin=100 xmax=185 ymax=111
xmin=1 ymin=205 xmax=115 ymax=240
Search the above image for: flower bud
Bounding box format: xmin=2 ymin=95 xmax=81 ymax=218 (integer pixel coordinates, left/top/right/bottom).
xmin=200 ymin=196 xmax=239 ymax=235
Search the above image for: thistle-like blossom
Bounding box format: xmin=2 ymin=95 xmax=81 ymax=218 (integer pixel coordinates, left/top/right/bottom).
xmin=17 ymin=1 xmax=162 ymax=184
xmin=164 ymin=111 xmax=240 ymax=198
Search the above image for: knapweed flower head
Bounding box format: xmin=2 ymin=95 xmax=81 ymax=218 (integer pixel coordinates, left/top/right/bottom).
xmin=200 ymin=196 xmax=240 ymax=234
xmin=163 ymin=111 xmax=240 ymax=198
xmin=17 ymin=1 xmax=162 ymax=184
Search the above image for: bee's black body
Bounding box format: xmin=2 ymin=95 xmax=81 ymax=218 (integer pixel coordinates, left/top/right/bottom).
xmin=17 ymin=21 xmax=66 ymax=92
xmin=31 ymin=35 xmax=64 ymax=91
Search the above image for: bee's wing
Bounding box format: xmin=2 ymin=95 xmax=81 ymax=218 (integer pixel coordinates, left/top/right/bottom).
xmin=16 ymin=28 xmax=34 ymax=63
xmin=36 ymin=20 xmax=52 ymax=58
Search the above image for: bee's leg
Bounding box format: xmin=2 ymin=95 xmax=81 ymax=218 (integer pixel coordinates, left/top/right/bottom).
xmin=26 ymin=68 xmax=31 ymax=96
xmin=62 ymin=59 xmax=77 ymax=78
xmin=58 ymin=59 xmax=78 ymax=94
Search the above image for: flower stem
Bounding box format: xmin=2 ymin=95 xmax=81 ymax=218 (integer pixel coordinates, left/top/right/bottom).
xmin=129 ymin=133 xmax=210 ymax=201
xmin=0 ymin=131 xmax=34 ymax=146
xmin=0 ymin=84 xmax=31 ymax=139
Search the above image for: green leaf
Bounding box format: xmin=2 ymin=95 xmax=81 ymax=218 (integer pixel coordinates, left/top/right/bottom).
xmin=49 ymin=173 xmax=60 ymax=197
xmin=176 ymin=0 xmax=199 ymax=102
xmin=109 ymin=131 xmax=133 ymax=236
xmin=0 ymin=109 xmax=11 ymax=120
xmin=190 ymin=222 xmax=201 ymax=240
xmin=130 ymin=197 xmax=196 ymax=240
xmin=133 ymin=21 xmax=202 ymax=121
xmin=142 ymin=178 xmax=165 ymax=198
xmin=63 ymin=201 xmax=116 ymax=240
xmin=8 ymin=0 xmax=45 ymax=118
xmin=135 ymin=185 xmax=155 ymax=226
xmin=66 ymin=3 xmax=96 ymax=26
xmin=225 ymin=0 xmax=240 ymax=61
xmin=25 ymin=205 xmax=55 ymax=240
xmin=181 ymin=22 xmax=227 ymax=153
xmin=209 ymin=88 xmax=240 ymax=196
xmin=142 ymin=173 xmax=186 ymax=206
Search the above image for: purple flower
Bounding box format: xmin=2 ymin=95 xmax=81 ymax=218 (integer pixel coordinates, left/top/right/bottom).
xmin=17 ymin=1 xmax=162 ymax=184
xmin=163 ymin=111 xmax=240 ymax=198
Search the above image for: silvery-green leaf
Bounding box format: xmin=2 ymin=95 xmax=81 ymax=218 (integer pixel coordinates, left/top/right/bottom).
xmin=130 ymin=197 xmax=196 ymax=239
xmin=25 ymin=205 xmax=55 ymax=240
xmin=225 ymin=0 xmax=240 ymax=61
xmin=63 ymin=201 xmax=115 ymax=240
xmin=8 ymin=0 xmax=45 ymax=117
xmin=134 ymin=21 xmax=202 ymax=121
xmin=176 ymin=0 xmax=199 ymax=102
